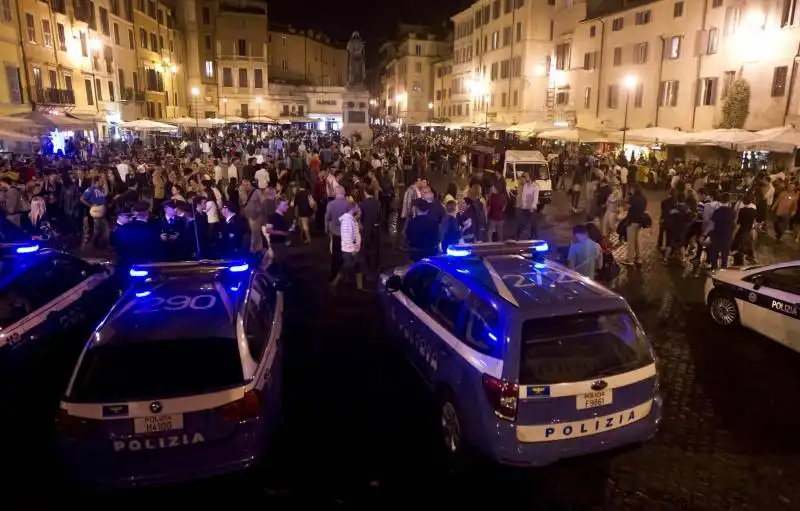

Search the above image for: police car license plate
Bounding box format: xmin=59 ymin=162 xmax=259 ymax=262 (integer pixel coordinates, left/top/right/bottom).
xmin=134 ymin=414 xmax=184 ymax=434
xmin=577 ymin=390 xmax=612 ymax=410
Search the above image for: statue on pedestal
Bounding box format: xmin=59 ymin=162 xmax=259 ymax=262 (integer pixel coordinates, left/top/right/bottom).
xmin=346 ymin=32 xmax=366 ymax=87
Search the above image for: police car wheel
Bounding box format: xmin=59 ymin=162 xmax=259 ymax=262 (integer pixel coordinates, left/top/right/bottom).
xmin=440 ymin=399 xmax=462 ymax=455
xmin=709 ymin=293 xmax=740 ymax=327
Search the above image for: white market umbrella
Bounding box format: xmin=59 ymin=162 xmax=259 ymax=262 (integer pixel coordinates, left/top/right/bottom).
xmin=249 ymin=115 xmax=278 ymax=124
xmin=537 ymin=127 xmax=610 ymax=143
xmin=507 ymin=121 xmax=548 ymax=134
xmin=685 ymin=128 xmax=757 ymax=149
xmin=737 ymin=125 xmax=800 ymax=153
xmin=207 ymin=117 xmax=227 ymax=126
xmin=12 ymin=111 xmax=93 ymax=130
xmin=443 ymin=122 xmax=466 ymax=130
xmin=0 ymin=129 xmax=36 ymax=142
xmin=414 ymin=122 xmax=445 ymax=128
xmin=224 ymin=116 xmax=247 ymax=124
xmin=610 ymin=127 xmax=692 ymax=145
xmin=121 ymin=119 xmax=178 ymax=132
xmin=168 ymin=116 xmax=214 ymax=128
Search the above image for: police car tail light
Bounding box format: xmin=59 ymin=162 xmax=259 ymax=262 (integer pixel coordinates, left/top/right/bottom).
xmin=216 ymin=390 xmax=262 ymax=421
xmin=56 ymin=409 xmax=96 ymax=438
xmin=482 ymin=375 xmax=518 ymax=421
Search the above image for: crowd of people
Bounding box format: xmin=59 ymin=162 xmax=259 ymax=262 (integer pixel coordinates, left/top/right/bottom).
xmin=0 ymin=124 xmax=798 ymax=288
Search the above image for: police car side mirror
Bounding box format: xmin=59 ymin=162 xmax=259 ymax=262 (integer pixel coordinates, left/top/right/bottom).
xmin=752 ymin=275 xmax=764 ymax=291
xmin=385 ymin=275 xmax=402 ymax=293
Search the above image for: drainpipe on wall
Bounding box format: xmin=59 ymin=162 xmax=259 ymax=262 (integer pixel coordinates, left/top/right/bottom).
xmin=782 ymin=41 xmax=800 ymax=126
xmin=690 ymin=0 xmax=710 ymax=130
xmin=15 ymin=0 xmax=33 ymax=109
xmin=654 ymin=35 xmax=666 ymax=126
xmin=507 ymin=4 xmax=516 ymax=121
xmin=594 ymin=19 xmax=605 ymax=120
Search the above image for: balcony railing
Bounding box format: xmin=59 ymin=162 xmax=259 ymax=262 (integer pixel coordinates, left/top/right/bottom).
xmin=121 ymin=88 xmax=145 ymax=102
xmin=29 ymin=87 xmax=75 ymax=105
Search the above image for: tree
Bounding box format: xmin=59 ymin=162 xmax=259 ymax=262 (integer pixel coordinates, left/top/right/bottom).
xmin=718 ymin=78 xmax=751 ymax=129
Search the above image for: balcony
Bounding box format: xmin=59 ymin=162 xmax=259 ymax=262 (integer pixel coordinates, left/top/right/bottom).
xmin=121 ymin=88 xmax=145 ymax=102
xmin=29 ymin=87 xmax=75 ymax=105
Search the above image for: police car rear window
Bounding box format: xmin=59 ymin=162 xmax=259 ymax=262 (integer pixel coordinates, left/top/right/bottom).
xmin=69 ymin=337 xmax=244 ymax=402
xmin=519 ymin=312 xmax=653 ymax=385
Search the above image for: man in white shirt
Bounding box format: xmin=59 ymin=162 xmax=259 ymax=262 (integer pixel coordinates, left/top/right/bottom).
xmin=116 ymin=159 xmax=130 ymax=183
xmin=516 ymin=173 xmax=540 ymax=239
xmin=255 ymin=166 xmax=270 ymax=191
xmin=227 ymin=158 xmax=239 ymax=181
xmin=213 ymin=159 xmax=223 ymax=184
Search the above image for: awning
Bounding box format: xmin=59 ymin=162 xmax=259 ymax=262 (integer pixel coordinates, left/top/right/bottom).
xmin=120 ymin=119 xmax=178 ymax=132
xmin=12 ymin=111 xmax=94 ymax=130
xmin=279 ymin=116 xmax=316 ymax=123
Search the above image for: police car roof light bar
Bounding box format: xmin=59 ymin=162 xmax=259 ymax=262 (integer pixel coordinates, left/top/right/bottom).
xmin=228 ymin=263 xmax=249 ymax=273
xmin=129 ymin=268 xmax=149 ymax=277
xmin=446 ymin=240 xmax=549 ymax=258
xmin=15 ymin=244 xmax=40 ymax=254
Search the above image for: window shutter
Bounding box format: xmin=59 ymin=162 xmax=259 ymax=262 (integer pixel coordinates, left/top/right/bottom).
xmin=662 ymin=38 xmax=669 ymax=60
xmin=710 ymin=78 xmax=718 ymax=105
xmin=695 ymin=30 xmax=708 ymax=56
xmin=658 ymin=81 xmax=665 ymax=106
xmin=672 ymin=81 xmax=680 ymax=106
xmin=695 ymin=79 xmax=702 ymax=106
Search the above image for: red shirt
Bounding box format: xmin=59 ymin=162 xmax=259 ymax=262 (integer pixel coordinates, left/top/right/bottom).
xmin=487 ymin=192 xmax=507 ymax=222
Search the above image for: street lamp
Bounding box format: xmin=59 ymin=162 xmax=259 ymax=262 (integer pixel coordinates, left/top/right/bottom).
xmin=468 ymin=77 xmax=489 ymax=128
xmin=428 ymin=102 xmax=434 ymax=121
xmin=191 ymin=87 xmax=200 ymax=143
xmin=621 ymin=75 xmax=638 ymax=151
xmin=222 ymin=97 xmax=228 ymax=123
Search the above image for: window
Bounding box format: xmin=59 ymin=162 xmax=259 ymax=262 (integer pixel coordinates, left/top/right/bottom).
xmin=118 ymin=69 xmax=125 ymax=90
xmin=5 ymin=66 xmax=21 ymax=103
xmin=607 ymin=84 xmax=619 ymax=108
xmin=150 ymin=33 xmax=157 ymax=51
xmin=613 ymin=46 xmax=622 ymax=66
xmin=156 ymin=9 xmax=163 ymax=24
xmin=503 ymin=26 xmax=512 ymax=46
xmin=633 ymin=82 xmax=644 ymax=107
xmin=556 ymin=91 xmax=569 ymax=105
xmin=402 ymin=264 xmax=440 ymax=309
xmin=634 ymin=42 xmax=648 ymax=64
xmin=512 ymin=56 xmax=522 ymax=76
xmin=668 ymin=36 xmax=681 ymax=59
xmin=202 ymin=6 xmax=210 ymax=23
xmin=491 ymin=31 xmax=499 ymax=50
xmin=412 ymin=80 xmax=422 ymax=92
xmin=475 ymin=10 xmax=482 ymax=28
xmin=758 ymin=267 xmax=800 ymax=294
xmin=772 ymin=66 xmax=789 ymax=97
xmin=782 ymin=0 xmax=797 ymax=26
xmin=512 ymin=90 xmax=518 ymax=106
xmin=612 ymin=17 xmax=624 ymax=31
xmin=254 ymin=68 xmax=263 ymax=88
xmin=500 ymin=59 xmax=510 ymax=78
xmin=99 ymin=6 xmax=109 ymax=35
xmin=281 ymin=34 xmax=287 ymax=47
xmin=555 ymin=42 xmax=571 ymax=70
xmin=237 ymin=39 xmax=246 ymax=56
xmin=658 ymin=80 xmax=680 ymax=106
xmin=222 ymin=67 xmax=232 ymax=87
xmin=707 ymin=27 xmax=719 ymax=54
xmin=516 ymin=22 xmax=522 ymax=42
xmin=205 ymin=35 xmax=211 ymax=50
xmin=589 ymin=25 xmax=596 ymax=38
xmin=25 ymin=13 xmax=35 ymax=43
xmin=238 ymin=68 xmax=248 ymax=87
xmin=635 ymin=10 xmax=651 ymax=25
xmin=57 ymin=23 xmax=66 ymax=50
xmin=490 ymin=62 xmax=498 ymax=80
xmin=281 ymin=59 xmax=288 ymax=71
xmin=159 ymin=35 xmax=163 ymax=51
xmin=139 ymin=28 xmax=147 ymax=49
xmin=94 ymin=78 xmax=102 ymax=101
xmin=244 ymin=277 xmax=275 ymax=361
xmin=132 ymin=71 xmax=137 ymax=91
xmin=583 ymin=86 xmax=591 ymax=108
xmin=48 ymin=69 xmax=57 ymax=89
xmin=415 ymin=44 xmax=422 ymax=55
xmin=516 ymin=0 xmax=525 ymax=6
xmin=414 ymin=62 xmax=422 ymax=73
xmin=32 ymin=67 xmax=41 ymax=90
xmin=147 ymin=0 xmax=155 ymax=17
xmin=80 ymin=31 xmax=88 ymax=56
xmin=721 ymin=70 xmax=736 ymax=97
xmin=205 ymin=60 xmax=213 ymax=78
xmin=128 ymin=29 xmax=134 ymax=49
xmin=724 ymin=6 xmax=741 ymax=35
xmin=492 ymin=0 xmax=500 ymax=19
xmin=0 ymin=0 xmax=10 ymax=23
xmin=697 ymin=77 xmax=718 ymax=106
xmin=85 ymin=79 xmax=94 ymax=105
xmin=113 ymin=23 xmax=120 ymax=45
xmin=504 ymin=0 xmax=513 ymax=14
xmin=42 ymin=20 xmax=52 ymax=48
xmin=108 ymin=80 xmax=114 ymax=101
xmin=712 ymin=0 xmax=723 ymax=7
xmin=64 ymin=75 xmax=72 ymax=91
xmin=583 ymin=51 xmax=597 ymax=70
xmin=430 ymin=274 xmax=469 ymax=334
xmin=674 ymin=1 xmax=684 ymax=17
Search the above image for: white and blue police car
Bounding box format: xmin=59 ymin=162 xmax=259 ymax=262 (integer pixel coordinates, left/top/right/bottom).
xmin=705 ymin=260 xmax=800 ymax=352
xmin=56 ymin=260 xmax=284 ymax=486
xmin=379 ymin=241 xmax=662 ymax=466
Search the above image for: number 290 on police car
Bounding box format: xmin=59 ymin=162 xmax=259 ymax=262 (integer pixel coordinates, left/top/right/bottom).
xmin=134 ymin=414 xmax=184 ymax=434
xmin=577 ymin=390 xmax=612 ymax=410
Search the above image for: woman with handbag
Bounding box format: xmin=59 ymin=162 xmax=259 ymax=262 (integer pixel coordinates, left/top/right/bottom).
xmin=80 ymin=177 xmax=109 ymax=250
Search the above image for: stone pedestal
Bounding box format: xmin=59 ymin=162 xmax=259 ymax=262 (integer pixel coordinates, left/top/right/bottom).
xmin=340 ymin=87 xmax=372 ymax=147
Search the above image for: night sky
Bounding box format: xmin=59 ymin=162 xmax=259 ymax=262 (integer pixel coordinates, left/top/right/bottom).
xmin=268 ymin=0 xmax=472 ymax=54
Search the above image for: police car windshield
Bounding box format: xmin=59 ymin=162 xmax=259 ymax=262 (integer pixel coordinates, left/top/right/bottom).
xmin=69 ymin=337 xmax=244 ymax=402
xmin=516 ymin=163 xmax=549 ymax=181
xmin=519 ymin=311 xmax=653 ymax=385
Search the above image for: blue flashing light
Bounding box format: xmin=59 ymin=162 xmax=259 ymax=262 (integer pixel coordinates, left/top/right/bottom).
xmin=129 ymin=269 xmax=149 ymax=277
xmin=534 ymin=262 xmax=547 ymax=269
xmin=135 ymin=291 xmax=151 ymax=298
xmin=15 ymin=244 xmax=39 ymax=254
xmin=229 ymin=285 xmax=240 ymax=292
xmin=456 ymin=268 xmax=470 ymax=274
xmin=229 ymin=263 xmax=250 ymax=273
xmin=534 ymin=242 xmax=549 ymax=253
xmin=488 ymin=332 xmax=498 ymax=342
xmin=447 ymin=247 xmax=471 ymax=257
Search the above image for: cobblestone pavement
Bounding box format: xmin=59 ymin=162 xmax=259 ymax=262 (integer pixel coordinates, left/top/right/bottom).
xmin=16 ymin=189 xmax=800 ymax=510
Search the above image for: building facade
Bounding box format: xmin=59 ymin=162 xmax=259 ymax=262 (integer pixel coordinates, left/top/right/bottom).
xmin=4 ymin=0 xmax=187 ymax=136
xmin=267 ymin=27 xmax=346 ymax=88
xmin=378 ymin=24 xmax=452 ymax=124
xmin=430 ymin=0 xmax=800 ymax=131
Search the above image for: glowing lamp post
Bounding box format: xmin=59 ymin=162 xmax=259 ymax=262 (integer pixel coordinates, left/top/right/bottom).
xmin=469 ymin=77 xmax=489 ymax=129
xmin=621 ymin=75 xmax=638 ymax=149
xmin=191 ymin=87 xmax=200 ymax=142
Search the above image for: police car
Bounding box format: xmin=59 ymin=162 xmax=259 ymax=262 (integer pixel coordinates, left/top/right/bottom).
xmin=57 ymin=259 xmax=285 ymax=486
xmin=379 ymin=241 xmax=662 ymax=466
xmin=705 ymin=261 xmax=800 ymax=352
xmin=0 ymin=243 xmax=116 ymax=407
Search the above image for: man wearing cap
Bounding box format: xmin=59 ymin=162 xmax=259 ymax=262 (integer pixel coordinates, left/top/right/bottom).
xmin=112 ymin=201 xmax=161 ymax=269
xmin=405 ymin=198 xmax=441 ymax=262
xmin=160 ymin=200 xmax=185 ymax=261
